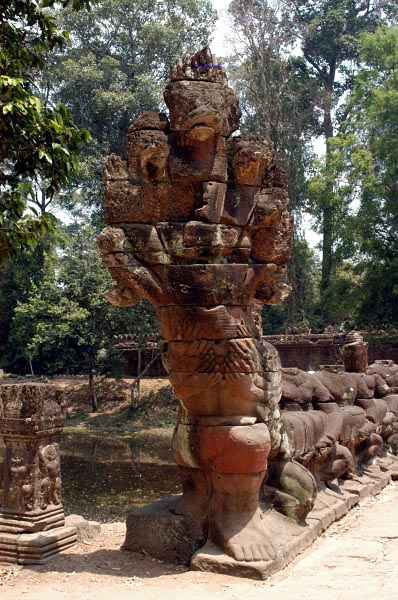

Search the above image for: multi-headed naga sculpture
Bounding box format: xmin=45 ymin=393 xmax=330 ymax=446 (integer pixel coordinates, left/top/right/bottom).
xmin=98 ymin=47 xmax=293 ymax=566
xmin=98 ymin=48 xmax=398 ymax=577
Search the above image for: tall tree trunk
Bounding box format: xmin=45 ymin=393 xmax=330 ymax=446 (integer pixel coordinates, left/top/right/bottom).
xmin=321 ymin=89 xmax=335 ymax=296
xmin=88 ymin=367 xmax=98 ymax=413
xmin=28 ymin=353 xmax=34 ymax=376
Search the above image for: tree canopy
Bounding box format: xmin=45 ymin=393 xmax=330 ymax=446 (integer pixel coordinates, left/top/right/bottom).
xmin=318 ymin=24 xmax=398 ymax=326
xmin=227 ymin=1 xmax=398 ymax=329
xmin=0 ymin=0 xmax=217 ymax=377
xmin=284 ymin=0 xmax=398 ymax=298
xmin=226 ymin=1 xmax=321 ymax=330
xmin=0 ymin=0 xmax=91 ymax=262
xmin=48 ymin=0 xmax=216 ymax=219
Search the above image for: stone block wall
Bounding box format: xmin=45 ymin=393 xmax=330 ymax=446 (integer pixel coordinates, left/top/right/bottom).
xmin=113 ymin=333 xmax=398 ymax=376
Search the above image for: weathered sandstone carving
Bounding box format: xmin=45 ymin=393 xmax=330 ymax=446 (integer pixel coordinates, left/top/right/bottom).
xmin=341 ymin=330 xmax=368 ymax=373
xmin=0 ymin=383 xmax=77 ymax=564
xmin=275 ymin=351 xmax=398 ymax=514
xmin=99 ymin=48 xmax=398 ymax=578
xmin=99 ymin=47 xmax=294 ymax=570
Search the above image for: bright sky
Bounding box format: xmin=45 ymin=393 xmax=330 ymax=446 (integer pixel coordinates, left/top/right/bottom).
xmin=210 ymin=0 xmax=233 ymax=57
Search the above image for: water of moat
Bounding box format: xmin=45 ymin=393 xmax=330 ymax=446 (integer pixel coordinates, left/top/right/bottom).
xmin=0 ymin=428 xmax=181 ymax=522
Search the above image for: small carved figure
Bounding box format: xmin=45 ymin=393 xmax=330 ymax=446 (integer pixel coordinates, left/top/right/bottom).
xmin=39 ymin=444 xmax=62 ymax=508
xmin=341 ymin=331 xmax=368 ymax=373
xmin=8 ymin=455 xmax=33 ymax=511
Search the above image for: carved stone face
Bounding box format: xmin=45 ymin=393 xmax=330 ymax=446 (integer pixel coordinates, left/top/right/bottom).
xmin=99 ymin=49 xmax=292 ymax=309
xmin=42 ymin=444 xmax=57 ymax=462
xmin=164 ymin=80 xmax=241 ymax=137
xmin=126 ymin=130 xmax=169 ymax=183
xmin=230 ymin=137 xmax=274 ymax=186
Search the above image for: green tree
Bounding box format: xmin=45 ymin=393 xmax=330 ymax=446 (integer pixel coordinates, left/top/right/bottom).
xmin=48 ymin=0 xmax=216 ymax=218
xmin=0 ymin=230 xmax=61 ymax=364
xmin=8 ymin=223 xmax=160 ymax=409
xmin=262 ymin=237 xmax=321 ymax=333
xmin=1 ymin=0 xmax=215 ymax=386
xmin=227 ymin=1 xmax=322 ymax=330
xmin=227 ymin=1 xmax=320 ymax=212
xmin=319 ymin=25 xmax=398 ymax=327
xmin=0 ymin=1 xmax=92 ymax=262
xmin=283 ymin=0 xmax=398 ymax=302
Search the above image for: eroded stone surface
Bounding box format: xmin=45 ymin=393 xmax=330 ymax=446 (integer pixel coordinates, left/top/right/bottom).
xmin=0 ymin=383 xmax=78 ymax=565
xmin=99 ymin=47 xmax=398 ymax=577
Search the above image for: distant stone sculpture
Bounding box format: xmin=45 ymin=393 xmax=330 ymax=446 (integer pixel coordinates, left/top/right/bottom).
xmin=0 ymin=383 xmax=77 ymax=564
xmin=279 ymin=365 xmax=392 ymax=476
xmin=367 ymin=359 xmax=398 ymax=392
xmin=341 ymin=331 xmax=368 ymax=373
xmin=98 ymin=48 xmax=398 ymax=578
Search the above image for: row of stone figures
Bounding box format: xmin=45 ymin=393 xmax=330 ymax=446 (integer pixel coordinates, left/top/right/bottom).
xmin=266 ymin=348 xmax=398 ymax=523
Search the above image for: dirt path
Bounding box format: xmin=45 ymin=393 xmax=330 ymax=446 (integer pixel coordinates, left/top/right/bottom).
xmin=1 ymin=482 xmax=398 ymax=600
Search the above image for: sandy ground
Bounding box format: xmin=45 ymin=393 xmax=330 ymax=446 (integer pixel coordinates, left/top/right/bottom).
xmin=1 ymin=481 xmax=398 ymax=600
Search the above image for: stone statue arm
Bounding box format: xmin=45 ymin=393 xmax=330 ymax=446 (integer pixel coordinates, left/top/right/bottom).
xmin=97 ymin=226 xmax=166 ymax=307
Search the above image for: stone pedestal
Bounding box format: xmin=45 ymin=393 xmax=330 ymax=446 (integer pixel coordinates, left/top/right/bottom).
xmin=123 ymin=496 xmax=207 ymax=564
xmin=0 ymin=383 xmax=77 ymax=564
xmin=123 ymin=455 xmax=398 ymax=579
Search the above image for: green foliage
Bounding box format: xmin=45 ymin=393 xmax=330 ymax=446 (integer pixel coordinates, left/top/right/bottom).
xmin=227 ymin=1 xmax=322 ymax=332
xmin=227 ymin=1 xmax=320 ymax=214
xmin=227 ymin=2 xmax=398 ymax=327
xmin=284 ymin=237 xmax=322 ymax=330
xmin=5 ymin=224 xmax=159 ymax=375
xmin=261 ymin=237 xmax=321 ymax=333
xmin=316 ymin=24 xmax=398 ymax=327
xmin=0 ymin=0 xmax=215 ymax=376
xmin=0 ymin=0 xmax=92 ymax=262
xmin=357 ymin=260 xmax=398 ymax=328
xmin=285 ymin=0 xmax=398 ymax=297
xmin=319 ymin=261 xmax=360 ymax=325
xmin=0 ymin=228 xmax=61 ymax=361
xmin=261 ymin=303 xmax=289 ymax=335
xmin=48 ymin=0 xmax=216 ymax=217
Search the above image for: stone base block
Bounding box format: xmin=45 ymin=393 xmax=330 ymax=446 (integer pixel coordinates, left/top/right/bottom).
xmin=340 ymin=476 xmax=375 ymax=498
xmin=307 ymin=484 xmax=356 ymax=531
xmin=192 ymin=540 xmax=282 ymax=580
xmin=0 ymin=526 xmax=77 ymax=566
xmin=192 ymin=510 xmax=316 ymax=580
xmin=122 ymin=456 xmax=397 ymax=579
xmin=384 ymin=454 xmax=398 ymax=478
xmin=0 ymin=505 xmax=65 ymax=534
xmin=0 ymin=532 xmax=18 ymax=564
xmin=65 ymin=514 xmax=101 ymax=543
xmin=122 ymin=495 xmax=206 ymax=564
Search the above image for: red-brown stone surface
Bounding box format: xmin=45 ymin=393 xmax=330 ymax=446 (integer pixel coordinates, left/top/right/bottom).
xmin=98 ymin=47 xmax=398 ymax=576
xmin=0 ymin=384 xmax=67 ymax=544
xmin=98 ymin=47 xmax=294 ymax=568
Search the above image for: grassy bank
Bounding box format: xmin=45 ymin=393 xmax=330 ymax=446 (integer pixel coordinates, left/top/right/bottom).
xmin=57 ymin=376 xmax=178 ymax=434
